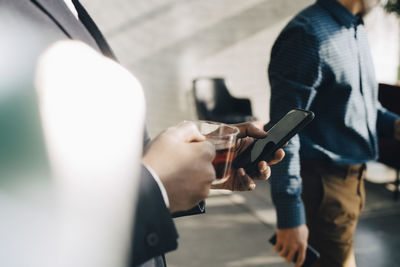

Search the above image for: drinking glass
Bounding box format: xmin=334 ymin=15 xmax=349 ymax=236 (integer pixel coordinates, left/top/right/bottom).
xmin=195 ymin=121 xmax=240 ymax=184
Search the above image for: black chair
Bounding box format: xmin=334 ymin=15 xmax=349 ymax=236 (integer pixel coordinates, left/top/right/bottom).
xmin=377 ymin=83 xmax=400 ymax=200
xmin=192 ymin=77 xmax=256 ymax=124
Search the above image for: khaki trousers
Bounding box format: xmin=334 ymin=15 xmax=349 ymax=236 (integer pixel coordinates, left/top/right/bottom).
xmin=301 ymin=161 xmax=366 ymax=267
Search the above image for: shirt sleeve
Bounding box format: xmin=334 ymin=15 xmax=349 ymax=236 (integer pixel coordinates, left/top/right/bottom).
xmin=143 ymin=164 xmax=170 ymax=208
xmin=267 ymin=21 xmax=321 ymax=229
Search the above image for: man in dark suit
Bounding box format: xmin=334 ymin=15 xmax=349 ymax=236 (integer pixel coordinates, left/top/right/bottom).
xmin=1 ymin=1 xmax=284 ymax=266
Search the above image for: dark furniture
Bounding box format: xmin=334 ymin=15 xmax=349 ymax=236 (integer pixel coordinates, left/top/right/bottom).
xmin=192 ymin=77 xmax=256 ymax=124
xmin=377 ymin=83 xmax=400 ymax=200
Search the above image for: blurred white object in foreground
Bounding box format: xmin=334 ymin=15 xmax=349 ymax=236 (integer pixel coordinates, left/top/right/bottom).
xmin=0 ymin=13 xmax=56 ymax=267
xmin=0 ymin=28 xmax=145 ymax=267
xmin=35 ymin=40 xmax=145 ymax=267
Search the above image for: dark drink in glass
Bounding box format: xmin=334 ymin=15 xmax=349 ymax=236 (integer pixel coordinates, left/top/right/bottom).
xmin=195 ymin=121 xmax=239 ymax=184
xmin=212 ymin=146 xmax=236 ymax=179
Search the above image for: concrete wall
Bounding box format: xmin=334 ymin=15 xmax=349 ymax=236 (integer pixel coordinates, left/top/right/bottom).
xmin=81 ymin=0 xmax=313 ymax=137
xmin=81 ymin=0 xmax=399 ymax=137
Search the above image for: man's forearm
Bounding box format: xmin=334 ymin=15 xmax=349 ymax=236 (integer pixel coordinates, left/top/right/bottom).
xmin=269 ymin=136 xmax=305 ymax=228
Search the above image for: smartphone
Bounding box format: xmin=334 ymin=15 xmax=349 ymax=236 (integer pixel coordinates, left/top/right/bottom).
xmin=233 ymin=108 xmax=314 ymax=175
xmin=268 ymin=233 xmax=320 ymax=267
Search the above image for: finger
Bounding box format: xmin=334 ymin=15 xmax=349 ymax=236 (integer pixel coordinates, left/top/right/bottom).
xmin=197 ymin=179 xmax=213 ymax=200
xmin=238 ymin=167 xmax=246 ymax=176
xmin=295 ymin=245 xmax=306 ymax=267
xmin=191 ymin=141 xmax=216 ymax=161
xmin=267 ymin=149 xmax=285 ymax=165
xmin=274 ymin=243 xmax=282 ymax=253
xmin=236 ymin=137 xmax=254 ymax=154
xmin=175 ymin=121 xmax=206 ymax=142
xmin=235 ymin=122 xmax=267 ymax=138
xmin=200 ymin=162 xmax=217 ymax=186
xmin=286 ymin=248 xmax=297 ymax=263
xmin=279 ymin=246 xmax=289 ymax=259
xmin=235 ymin=168 xmax=255 ymax=191
xmin=256 ymin=161 xmax=270 ymax=181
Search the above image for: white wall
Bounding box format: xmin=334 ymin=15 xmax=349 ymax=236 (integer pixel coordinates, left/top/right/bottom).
xmin=82 ymin=0 xmax=399 ymax=137
xmin=82 ymin=0 xmax=313 ymax=136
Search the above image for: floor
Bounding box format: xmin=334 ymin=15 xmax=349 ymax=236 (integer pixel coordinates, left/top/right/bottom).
xmin=355 ymin=181 xmax=400 ymax=267
xmin=166 ymin=178 xmax=400 ymax=267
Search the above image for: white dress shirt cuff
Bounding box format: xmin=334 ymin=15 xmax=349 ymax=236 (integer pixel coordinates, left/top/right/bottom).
xmin=142 ymin=164 xmax=170 ymax=208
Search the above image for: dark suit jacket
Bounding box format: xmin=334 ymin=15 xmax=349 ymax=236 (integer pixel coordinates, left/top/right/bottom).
xmin=1 ymin=0 xmax=205 ymax=266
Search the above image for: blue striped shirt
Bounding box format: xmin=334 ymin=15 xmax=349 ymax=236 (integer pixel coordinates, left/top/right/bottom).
xmin=267 ymin=0 xmax=399 ymax=228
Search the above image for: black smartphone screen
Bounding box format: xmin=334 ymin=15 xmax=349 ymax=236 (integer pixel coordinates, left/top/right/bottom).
xmin=233 ymin=109 xmax=314 ymax=175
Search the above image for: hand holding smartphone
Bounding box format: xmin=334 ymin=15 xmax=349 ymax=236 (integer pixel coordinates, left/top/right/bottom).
xmin=233 ymin=109 xmax=314 ymax=175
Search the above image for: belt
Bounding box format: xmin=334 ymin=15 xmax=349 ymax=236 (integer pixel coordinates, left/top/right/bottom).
xmin=301 ymin=160 xmax=366 ymax=178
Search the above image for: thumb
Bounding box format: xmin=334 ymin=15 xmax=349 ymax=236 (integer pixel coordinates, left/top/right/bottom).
xmin=189 ymin=140 xmax=216 ymax=161
xmin=175 ymin=121 xmax=206 ymax=142
xmin=236 ymin=123 xmax=267 ymax=138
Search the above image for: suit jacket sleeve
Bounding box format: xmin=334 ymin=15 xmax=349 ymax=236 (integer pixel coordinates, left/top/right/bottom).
xmin=131 ymin=165 xmax=179 ymax=266
xmin=172 ymin=201 xmax=205 ymax=218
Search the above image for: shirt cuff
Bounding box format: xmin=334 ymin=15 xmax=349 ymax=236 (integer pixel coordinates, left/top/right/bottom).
xmin=378 ymin=112 xmax=398 ymax=138
xmin=142 ymin=164 xmax=170 ymax=208
xmin=274 ymin=196 xmax=306 ymax=229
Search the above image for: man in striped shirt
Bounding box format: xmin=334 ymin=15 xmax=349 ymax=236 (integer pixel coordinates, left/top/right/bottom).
xmin=267 ymin=0 xmax=400 ymax=266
